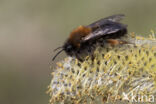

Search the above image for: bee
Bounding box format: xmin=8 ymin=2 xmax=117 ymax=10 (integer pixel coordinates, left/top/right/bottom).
xmin=52 ymin=14 xmax=127 ymax=61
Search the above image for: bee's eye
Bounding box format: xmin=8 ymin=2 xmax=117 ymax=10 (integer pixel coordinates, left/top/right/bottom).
xmin=65 ymin=45 xmax=72 ymax=52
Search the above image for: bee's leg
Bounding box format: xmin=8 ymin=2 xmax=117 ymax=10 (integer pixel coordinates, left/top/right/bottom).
xmin=88 ymin=44 xmax=96 ymax=61
xmin=106 ymin=39 xmax=128 ymax=46
xmin=90 ymin=53 xmax=95 ymax=61
xmin=76 ymin=54 xmax=83 ymax=62
xmin=75 ymin=51 xmax=83 ymax=62
xmin=87 ymin=45 xmax=92 ymax=53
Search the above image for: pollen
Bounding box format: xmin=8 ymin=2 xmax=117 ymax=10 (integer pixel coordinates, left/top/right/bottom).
xmin=48 ymin=33 xmax=156 ymax=104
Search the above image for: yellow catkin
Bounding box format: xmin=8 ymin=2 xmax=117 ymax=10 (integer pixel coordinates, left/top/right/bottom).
xmin=48 ymin=33 xmax=156 ymax=104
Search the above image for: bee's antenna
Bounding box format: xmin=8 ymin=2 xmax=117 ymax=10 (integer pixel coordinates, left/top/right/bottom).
xmin=53 ymin=46 xmax=63 ymax=52
xmin=52 ymin=49 xmax=64 ymax=61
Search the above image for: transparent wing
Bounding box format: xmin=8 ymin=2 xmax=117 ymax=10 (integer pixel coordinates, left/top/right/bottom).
xmin=83 ymin=20 xmax=127 ymax=42
xmin=87 ymin=14 xmax=125 ymax=28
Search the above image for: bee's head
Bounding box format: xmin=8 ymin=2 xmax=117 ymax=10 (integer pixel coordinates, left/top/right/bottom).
xmin=52 ymin=42 xmax=74 ymax=61
xmin=63 ymin=42 xmax=75 ymax=56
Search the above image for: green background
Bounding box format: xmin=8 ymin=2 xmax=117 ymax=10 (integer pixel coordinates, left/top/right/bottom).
xmin=0 ymin=0 xmax=156 ymax=104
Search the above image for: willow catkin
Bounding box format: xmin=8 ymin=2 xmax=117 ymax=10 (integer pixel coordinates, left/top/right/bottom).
xmin=48 ymin=33 xmax=156 ymax=104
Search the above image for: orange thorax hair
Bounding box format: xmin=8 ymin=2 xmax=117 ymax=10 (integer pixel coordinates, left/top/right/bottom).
xmin=68 ymin=26 xmax=91 ymax=48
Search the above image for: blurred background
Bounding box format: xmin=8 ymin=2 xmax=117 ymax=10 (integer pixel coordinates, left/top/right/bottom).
xmin=0 ymin=0 xmax=156 ymax=104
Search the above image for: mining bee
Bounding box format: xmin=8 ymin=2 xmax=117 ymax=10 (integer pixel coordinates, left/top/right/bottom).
xmin=52 ymin=14 xmax=127 ymax=61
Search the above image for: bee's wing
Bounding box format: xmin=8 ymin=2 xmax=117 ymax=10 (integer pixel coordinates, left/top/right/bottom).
xmin=83 ymin=21 xmax=127 ymax=42
xmin=101 ymin=14 xmax=125 ymax=22
xmin=87 ymin=14 xmax=125 ymax=28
